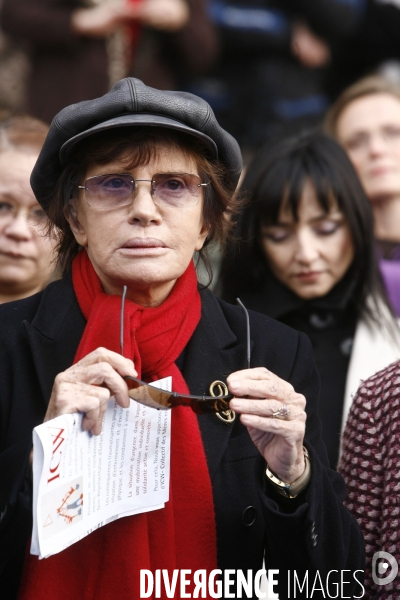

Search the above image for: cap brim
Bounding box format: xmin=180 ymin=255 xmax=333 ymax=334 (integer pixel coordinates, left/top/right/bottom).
xmin=59 ymin=113 xmax=219 ymax=164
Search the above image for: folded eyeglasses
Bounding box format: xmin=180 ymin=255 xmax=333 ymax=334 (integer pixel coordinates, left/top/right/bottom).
xmin=120 ymin=286 xmax=251 ymax=414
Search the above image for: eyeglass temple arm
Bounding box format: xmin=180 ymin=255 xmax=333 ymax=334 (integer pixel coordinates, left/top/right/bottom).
xmin=236 ymin=298 xmax=251 ymax=369
xmin=120 ymin=285 xmax=127 ymax=357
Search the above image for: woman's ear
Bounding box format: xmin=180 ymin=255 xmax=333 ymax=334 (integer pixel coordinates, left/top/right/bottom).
xmin=64 ymin=199 xmax=88 ymax=247
xmin=195 ymin=220 xmax=211 ymax=251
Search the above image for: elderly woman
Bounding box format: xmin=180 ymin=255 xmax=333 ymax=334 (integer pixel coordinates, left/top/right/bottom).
xmin=0 ymin=78 xmax=364 ymax=599
xmin=0 ymin=116 xmax=57 ymax=303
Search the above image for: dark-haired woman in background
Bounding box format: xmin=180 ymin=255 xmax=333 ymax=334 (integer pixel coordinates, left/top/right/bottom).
xmin=219 ymin=131 xmax=400 ymax=468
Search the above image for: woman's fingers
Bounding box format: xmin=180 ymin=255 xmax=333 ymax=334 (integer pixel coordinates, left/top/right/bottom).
xmin=62 ymin=361 xmax=130 ymax=408
xmin=71 ymin=5 xmax=142 ymax=37
xmin=46 ymin=379 xmax=110 ymax=425
xmin=227 ymin=367 xmax=295 ymax=399
xmin=65 ymin=348 xmax=137 ymax=407
xmin=227 ymin=367 xmax=307 ymax=433
xmin=227 ymin=367 xmax=307 ymax=482
xmin=238 ymin=409 xmax=306 ymax=431
xmin=227 ymin=368 xmax=306 ymax=419
xmin=45 ymin=348 xmax=138 ymax=435
xmin=77 ymin=347 xmax=137 ymax=378
xmin=141 ymin=0 xmax=189 ymax=31
xmin=230 ymin=396 xmax=306 ymax=446
xmin=230 ymin=396 xmax=305 ymax=420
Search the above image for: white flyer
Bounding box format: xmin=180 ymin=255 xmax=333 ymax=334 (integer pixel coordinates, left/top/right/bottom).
xmin=31 ymin=377 xmax=172 ymax=559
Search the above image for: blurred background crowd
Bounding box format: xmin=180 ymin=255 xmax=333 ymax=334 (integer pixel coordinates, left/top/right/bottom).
xmin=0 ymin=0 xmax=400 ymax=151
xmin=3 ymin=1 xmax=400 ymax=596
xmin=0 ymin=0 xmax=399 ymax=148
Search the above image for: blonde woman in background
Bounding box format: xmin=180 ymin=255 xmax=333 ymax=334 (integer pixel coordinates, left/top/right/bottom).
xmin=325 ymin=75 xmax=400 ymax=315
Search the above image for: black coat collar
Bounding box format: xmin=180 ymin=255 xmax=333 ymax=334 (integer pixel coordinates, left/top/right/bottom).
xmin=242 ymin=266 xmax=358 ymax=320
xmin=23 ymin=274 xmax=86 ymax=406
xmin=184 ymin=289 xmax=251 ymax=478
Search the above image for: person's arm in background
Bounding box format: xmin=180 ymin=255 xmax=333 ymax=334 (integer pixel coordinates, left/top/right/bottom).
xmin=138 ymin=0 xmax=218 ymax=76
xmin=0 ymin=0 xmax=139 ymax=49
xmin=283 ymin=0 xmax=366 ymax=69
xmin=290 ymin=20 xmax=332 ymax=69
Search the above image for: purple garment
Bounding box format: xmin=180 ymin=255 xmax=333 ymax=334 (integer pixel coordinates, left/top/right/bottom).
xmin=380 ymin=259 xmax=400 ymax=316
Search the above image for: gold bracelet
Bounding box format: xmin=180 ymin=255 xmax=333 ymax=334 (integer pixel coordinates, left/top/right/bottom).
xmin=265 ymin=447 xmax=311 ymax=499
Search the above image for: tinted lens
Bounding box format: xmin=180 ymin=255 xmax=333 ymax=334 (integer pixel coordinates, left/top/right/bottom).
xmin=126 ymin=377 xmax=173 ymax=410
xmin=85 ymin=174 xmax=134 ymax=209
xmin=125 ymin=376 xmax=232 ymax=414
xmin=152 ymin=173 xmax=201 ymax=207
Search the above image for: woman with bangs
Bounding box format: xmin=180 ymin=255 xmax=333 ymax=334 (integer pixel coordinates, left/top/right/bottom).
xmin=0 ymin=80 xmax=365 ymax=599
xmin=50 ymin=126 xmax=229 ymax=280
xmin=220 ymin=130 xmax=400 ymax=468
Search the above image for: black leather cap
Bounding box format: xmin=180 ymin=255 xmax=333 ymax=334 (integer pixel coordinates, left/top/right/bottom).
xmin=30 ymin=77 xmax=242 ymax=210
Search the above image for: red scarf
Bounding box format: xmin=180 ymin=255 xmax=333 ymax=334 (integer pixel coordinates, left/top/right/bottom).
xmin=19 ymin=251 xmax=217 ymax=599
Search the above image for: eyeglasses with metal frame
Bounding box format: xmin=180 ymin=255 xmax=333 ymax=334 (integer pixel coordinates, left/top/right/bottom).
xmin=120 ymin=287 xmax=251 ymax=414
xmin=78 ymin=172 xmax=211 ymax=210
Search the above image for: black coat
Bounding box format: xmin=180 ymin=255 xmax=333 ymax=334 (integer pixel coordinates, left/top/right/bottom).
xmin=0 ymin=276 xmax=364 ymax=598
xmin=238 ymin=271 xmax=359 ymax=469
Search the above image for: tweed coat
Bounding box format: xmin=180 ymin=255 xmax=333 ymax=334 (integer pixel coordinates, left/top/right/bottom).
xmin=0 ymin=275 xmax=365 ymax=598
xmin=339 ymin=359 xmax=400 ymax=599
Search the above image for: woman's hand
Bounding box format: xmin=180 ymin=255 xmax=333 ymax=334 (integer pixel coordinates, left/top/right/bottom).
xmin=71 ymin=4 xmax=142 ymax=38
xmin=45 ymin=348 xmax=137 ymax=436
xmin=71 ymin=0 xmax=189 ymax=38
xmin=227 ymin=368 xmax=307 ymax=483
xmin=291 ymin=21 xmax=331 ymax=69
xmin=140 ymin=0 xmax=189 ymax=32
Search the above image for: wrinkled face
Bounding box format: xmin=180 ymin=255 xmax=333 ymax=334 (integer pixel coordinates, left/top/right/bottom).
xmin=260 ymin=180 xmax=355 ymax=299
xmin=0 ymin=150 xmax=56 ymax=298
xmin=336 ymin=93 xmax=400 ymax=203
xmin=68 ymin=143 xmax=209 ymax=306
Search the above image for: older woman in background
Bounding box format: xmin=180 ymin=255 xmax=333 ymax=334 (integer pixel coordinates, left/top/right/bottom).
xmin=0 ymin=79 xmax=364 ymax=599
xmin=0 ymin=116 xmax=56 ymax=303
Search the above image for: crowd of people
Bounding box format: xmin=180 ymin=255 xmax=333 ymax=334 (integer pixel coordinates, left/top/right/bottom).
xmin=1 ymin=2 xmax=400 ymax=600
